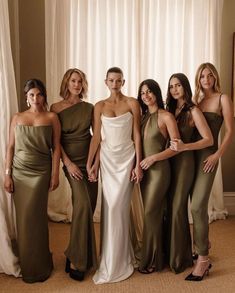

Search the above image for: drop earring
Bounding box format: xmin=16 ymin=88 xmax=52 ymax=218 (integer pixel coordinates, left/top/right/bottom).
xmin=26 ymin=99 xmax=30 ymax=107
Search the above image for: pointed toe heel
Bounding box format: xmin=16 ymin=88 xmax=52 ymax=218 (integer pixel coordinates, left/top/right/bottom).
xmin=185 ymin=260 xmax=212 ymax=281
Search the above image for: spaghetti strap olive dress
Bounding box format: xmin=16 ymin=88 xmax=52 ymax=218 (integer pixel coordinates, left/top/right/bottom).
xmin=12 ymin=125 xmax=53 ymax=283
xmin=167 ymin=108 xmax=195 ymax=273
xmin=190 ymin=109 xmax=223 ymax=256
xmin=139 ymin=111 xmax=170 ymax=271
xmin=58 ymin=102 xmax=98 ymax=272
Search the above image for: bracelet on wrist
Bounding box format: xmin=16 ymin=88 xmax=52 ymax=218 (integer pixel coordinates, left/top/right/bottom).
xmin=5 ymin=168 xmax=12 ymax=175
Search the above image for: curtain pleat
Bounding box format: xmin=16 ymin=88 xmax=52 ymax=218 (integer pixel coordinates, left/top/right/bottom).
xmin=0 ymin=0 xmax=21 ymax=277
xmin=45 ymin=0 xmax=226 ymax=223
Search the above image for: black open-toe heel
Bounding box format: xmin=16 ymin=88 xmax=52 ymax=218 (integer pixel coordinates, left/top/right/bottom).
xmin=65 ymin=258 xmax=70 ymax=273
xmin=185 ymin=260 xmax=212 ymax=281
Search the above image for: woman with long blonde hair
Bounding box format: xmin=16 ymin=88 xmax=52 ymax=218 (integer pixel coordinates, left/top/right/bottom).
xmin=184 ymin=63 xmax=233 ymax=281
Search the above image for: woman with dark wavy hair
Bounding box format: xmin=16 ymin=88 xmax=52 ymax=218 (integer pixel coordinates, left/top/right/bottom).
xmin=137 ymin=79 xmax=179 ymax=273
xmin=166 ymin=73 xmax=213 ymax=274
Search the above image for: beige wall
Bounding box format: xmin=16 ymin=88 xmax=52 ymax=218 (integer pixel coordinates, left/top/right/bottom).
xmin=8 ymin=0 xmax=235 ymax=190
xmin=8 ymin=0 xmax=45 ymax=111
xmin=220 ymin=0 xmax=235 ymax=192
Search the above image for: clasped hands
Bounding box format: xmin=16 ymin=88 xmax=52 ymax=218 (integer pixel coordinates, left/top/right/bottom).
xmin=87 ymin=164 xmax=99 ymax=182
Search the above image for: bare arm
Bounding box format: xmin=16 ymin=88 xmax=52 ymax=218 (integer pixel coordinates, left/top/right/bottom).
xmin=140 ymin=112 xmax=179 ymax=170
xmin=129 ymin=99 xmax=142 ymax=183
xmin=203 ymin=94 xmax=234 ymax=173
xmin=4 ymin=114 xmax=18 ymax=193
xmin=86 ymin=102 xmax=102 ymax=174
xmin=49 ymin=113 xmax=61 ymax=191
xmin=170 ymin=107 xmax=213 ymax=151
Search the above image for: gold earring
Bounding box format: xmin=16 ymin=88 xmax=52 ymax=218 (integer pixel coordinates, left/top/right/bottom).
xmin=26 ymin=100 xmax=30 ymax=107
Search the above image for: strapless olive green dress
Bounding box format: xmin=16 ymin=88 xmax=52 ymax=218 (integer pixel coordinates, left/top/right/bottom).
xmin=191 ymin=112 xmax=223 ymax=255
xmin=58 ymin=102 xmax=98 ymax=272
xmin=139 ymin=111 xmax=170 ymax=271
xmin=167 ymin=118 xmax=194 ymax=273
xmin=12 ymin=125 xmax=53 ymax=283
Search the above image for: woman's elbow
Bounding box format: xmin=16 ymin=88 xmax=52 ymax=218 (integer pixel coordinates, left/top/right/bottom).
xmin=206 ymin=136 xmax=214 ymax=147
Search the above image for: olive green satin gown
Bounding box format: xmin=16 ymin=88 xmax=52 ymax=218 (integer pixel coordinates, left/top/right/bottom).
xmin=12 ymin=125 xmax=53 ymax=283
xmin=58 ymin=102 xmax=98 ymax=272
xmin=191 ymin=112 xmax=223 ymax=256
xmin=139 ymin=111 xmax=170 ymax=271
xmin=167 ymin=113 xmax=194 ymax=273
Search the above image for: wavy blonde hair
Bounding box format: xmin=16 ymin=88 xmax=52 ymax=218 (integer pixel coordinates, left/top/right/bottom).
xmin=193 ymin=62 xmax=221 ymax=104
xmin=60 ymin=68 xmax=88 ymax=99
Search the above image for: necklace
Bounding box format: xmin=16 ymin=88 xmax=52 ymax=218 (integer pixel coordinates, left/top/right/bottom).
xmin=176 ymin=103 xmax=185 ymax=110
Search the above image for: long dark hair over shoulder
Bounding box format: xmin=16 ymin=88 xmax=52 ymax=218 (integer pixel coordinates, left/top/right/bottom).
xmin=137 ymin=79 xmax=164 ymax=115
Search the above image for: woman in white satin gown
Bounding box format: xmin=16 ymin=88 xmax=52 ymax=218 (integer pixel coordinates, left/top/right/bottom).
xmin=87 ymin=67 xmax=142 ymax=284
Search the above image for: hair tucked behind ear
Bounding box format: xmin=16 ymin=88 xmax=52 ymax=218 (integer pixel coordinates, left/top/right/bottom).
xmin=24 ymin=78 xmax=48 ymax=109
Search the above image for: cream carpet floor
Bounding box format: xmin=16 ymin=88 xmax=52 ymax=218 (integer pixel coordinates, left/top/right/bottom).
xmin=1 ymin=217 xmax=235 ymax=293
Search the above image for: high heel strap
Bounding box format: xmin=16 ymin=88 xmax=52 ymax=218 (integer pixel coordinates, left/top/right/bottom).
xmin=185 ymin=260 xmax=212 ymax=281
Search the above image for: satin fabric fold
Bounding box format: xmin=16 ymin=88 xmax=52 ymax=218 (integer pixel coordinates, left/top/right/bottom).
xmin=12 ymin=125 xmax=53 ymax=283
xmin=93 ymin=112 xmax=135 ymax=284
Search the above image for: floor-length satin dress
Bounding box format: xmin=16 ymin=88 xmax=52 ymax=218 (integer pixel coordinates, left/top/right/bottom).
xmin=191 ymin=110 xmax=223 ymax=255
xmin=93 ymin=112 xmax=135 ymax=284
xmin=12 ymin=125 xmax=53 ymax=283
xmin=167 ymin=111 xmax=195 ymax=273
xmin=139 ymin=111 xmax=170 ymax=271
xmin=58 ymin=102 xmax=98 ymax=272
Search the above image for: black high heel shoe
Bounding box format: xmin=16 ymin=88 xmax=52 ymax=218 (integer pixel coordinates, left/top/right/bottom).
xmin=185 ymin=260 xmax=212 ymax=281
xmin=69 ymin=268 xmax=85 ymax=281
xmin=65 ymin=258 xmax=70 ymax=273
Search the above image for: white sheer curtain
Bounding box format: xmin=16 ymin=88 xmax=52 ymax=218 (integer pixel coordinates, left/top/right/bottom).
xmin=45 ymin=0 xmax=226 ymax=223
xmin=0 ymin=0 xmax=21 ymax=277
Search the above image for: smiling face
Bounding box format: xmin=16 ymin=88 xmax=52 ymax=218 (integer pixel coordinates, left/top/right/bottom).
xmin=67 ymin=72 xmax=83 ymax=96
xmin=169 ymin=77 xmax=185 ymax=101
xmin=26 ymin=88 xmax=45 ymax=108
xmin=105 ymin=72 xmax=124 ymax=93
xmin=200 ymin=67 xmax=215 ymax=91
xmin=140 ymin=84 xmax=157 ymax=107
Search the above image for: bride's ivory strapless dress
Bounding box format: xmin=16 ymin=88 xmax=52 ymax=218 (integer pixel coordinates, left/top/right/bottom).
xmin=93 ymin=112 xmax=135 ymax=284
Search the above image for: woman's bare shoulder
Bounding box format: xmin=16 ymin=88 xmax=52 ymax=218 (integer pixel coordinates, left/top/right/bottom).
xmin=50 ymin=100 xmax=65 ymax=113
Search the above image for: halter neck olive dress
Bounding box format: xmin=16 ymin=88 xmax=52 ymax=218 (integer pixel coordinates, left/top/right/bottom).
xmin=139 ymin=111 xmax=170 ymax=271
xmin=167 ymin=107 xmax=195 ymax=273
xmin=12 ymin=125 xmax=53 ymax=283
xmin=190 ymin=108 xmax=223 ymax=256
xmin=58 ymin=102 xmax=98 ymax=272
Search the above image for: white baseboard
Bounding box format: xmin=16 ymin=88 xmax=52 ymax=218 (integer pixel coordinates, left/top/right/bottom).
xmin=224 ymin=192 xmax=235 ymax=216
